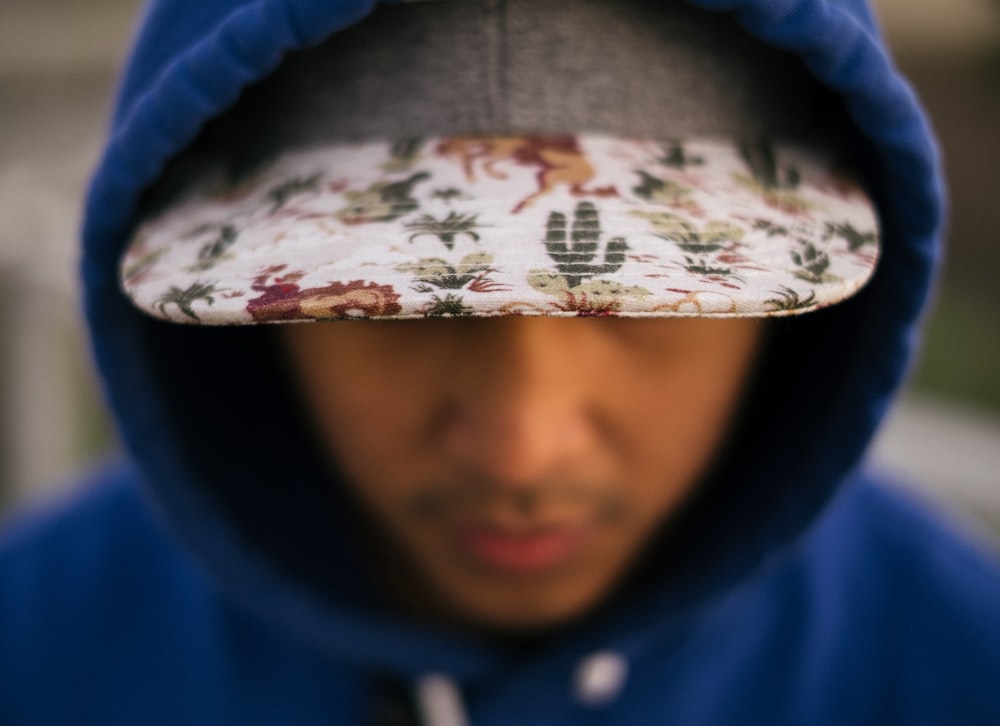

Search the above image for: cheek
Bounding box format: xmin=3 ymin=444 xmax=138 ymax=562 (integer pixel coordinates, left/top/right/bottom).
xmin=612 ymin=350 xmax=758 ymax=514
xmin=312 ymin=384 xmax=426 ymax=494
xmin=282 ymin=346 xmax=431 ymax=502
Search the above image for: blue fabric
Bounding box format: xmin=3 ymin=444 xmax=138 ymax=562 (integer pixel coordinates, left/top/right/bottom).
xmin=4 ymin=468 xmax=999 ymax=723
xmin=3 ymin=0 xmax=999 ymax=723
xmin=0 ymin=465 xmax=365 ymax=725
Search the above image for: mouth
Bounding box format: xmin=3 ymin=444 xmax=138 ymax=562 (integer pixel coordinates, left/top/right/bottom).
xmin=452 ymin=521 xmax=589 ymax=575
xmin=409 ymin=482 xmax=623 ymax=574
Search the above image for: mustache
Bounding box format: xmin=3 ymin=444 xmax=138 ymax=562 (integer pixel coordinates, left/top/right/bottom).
xmin=405 ymin=478 xmax=626 ymax=522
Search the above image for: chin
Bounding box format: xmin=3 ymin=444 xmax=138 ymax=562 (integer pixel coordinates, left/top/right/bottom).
xmin=435 ymin=571 xmax=620 ymax=635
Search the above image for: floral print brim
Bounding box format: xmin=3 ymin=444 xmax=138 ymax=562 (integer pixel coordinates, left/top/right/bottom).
xmin=122 ymin=135 xmax=879 ymax=323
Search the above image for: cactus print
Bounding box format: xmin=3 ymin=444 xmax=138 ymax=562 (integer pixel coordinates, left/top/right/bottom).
xmin=121 ymin=135 xmax=879 ymax=323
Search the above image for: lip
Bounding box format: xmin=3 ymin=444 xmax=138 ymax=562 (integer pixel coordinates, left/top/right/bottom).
xmin=453 ymin=523 xmax=587 ymax=574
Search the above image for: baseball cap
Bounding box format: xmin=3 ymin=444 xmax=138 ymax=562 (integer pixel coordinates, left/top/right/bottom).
xmin=121 ymin=0 xmax=879 ymax=324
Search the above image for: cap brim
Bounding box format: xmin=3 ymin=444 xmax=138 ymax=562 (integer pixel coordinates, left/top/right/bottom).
xmin=122 ymin=134 xmax=879 ymax=323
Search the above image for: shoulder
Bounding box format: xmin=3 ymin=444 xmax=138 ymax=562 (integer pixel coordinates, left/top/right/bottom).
xmin=0 ymin=463 xmax=363 ymax=724
xmin=0 ymin=458 xmax=216 ymax=635
xmin=816 ymin=473 xmax=1000 ymax=602
xmin=0 ymin=460 xmax=201 ymax=595
xmin=0 ymin=462 xmax=218 ymax=718
xmin=800 ymin=474 xmax=1000 ymax=723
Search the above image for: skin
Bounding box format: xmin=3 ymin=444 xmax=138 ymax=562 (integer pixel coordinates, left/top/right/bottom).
xmin=280 ymin=315 xmax=763 ymax=633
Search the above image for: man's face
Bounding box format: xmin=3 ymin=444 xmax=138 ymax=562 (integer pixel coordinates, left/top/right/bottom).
xmin=281 ymin=316 xmax=762 ymax=631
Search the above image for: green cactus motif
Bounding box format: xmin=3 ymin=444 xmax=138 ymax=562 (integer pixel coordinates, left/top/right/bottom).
xmin=336 ymin=172 xmax=430 ymax=225
xmin=186 ymin=224 xmax=238 ymax=272
xmin=397 ymin=253 xmax=494 ymax=291
xmin=633 ymin=212 xmax=743 ymax=254
xmin=431 ymin=188 xmax=466 ymax=203
xmin=825 ymin=221 xmax=877 ymax=252
xmin=266 ymin=173 xmax=321 ymax=213
xmin=381 ymin=137 xmax=425 ymax=172
xmin=539 ymin=202 xmax=628 ymax=288
xmin=751 ymin=219 xmax=790 ymax=237
xmin=154 ymin=281 xmax=221 ymax=322
xmin=683 ymin=256 xmax=736 ymax=278
xmin=740 ymin=142 xmax=800 ymax=191
xmin=632 ymin=170 xmax=694 ymax=208
xmin=423 ymin=294 xmax=475 ymax=317
xmin=405 ymin=212 xmax=486 ymax=250
xmin=791 ymin=241 xmax=836 ymax=283
xmin=736 ymin=142 xmax=810 ymax=212
xmin=527 ymin=274 xmax=651 ymax=314
xmin=765 ymin=285 xmax=817 ymax=312
xmin=122 ymin=247 xmax=166 ymax=287
xmin=656 ymin=140 xmax=705 ymax=169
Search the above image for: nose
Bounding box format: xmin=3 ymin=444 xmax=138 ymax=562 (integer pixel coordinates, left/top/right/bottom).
xmin=439 ymin=317 xmax=599 ymax=487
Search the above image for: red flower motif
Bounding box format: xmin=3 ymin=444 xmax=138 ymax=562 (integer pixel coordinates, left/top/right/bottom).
xmin=247 ymin=271 xmax=402 ymax=322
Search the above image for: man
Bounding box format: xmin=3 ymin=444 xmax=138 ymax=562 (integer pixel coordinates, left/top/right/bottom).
xmin=2 ymin=0 xmax=999 ymax=723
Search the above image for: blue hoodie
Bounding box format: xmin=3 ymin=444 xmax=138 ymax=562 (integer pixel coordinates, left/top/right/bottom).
xmin=3 ymin=0 xmax=1000 ymax=724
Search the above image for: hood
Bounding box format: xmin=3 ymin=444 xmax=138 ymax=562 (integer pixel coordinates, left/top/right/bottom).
xmin=81 ymin=0 xmax=943 ymax=682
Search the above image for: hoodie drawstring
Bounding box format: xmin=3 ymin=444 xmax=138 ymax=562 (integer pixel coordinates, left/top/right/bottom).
xmin=415 ymin=673 xmax=470 ymax=726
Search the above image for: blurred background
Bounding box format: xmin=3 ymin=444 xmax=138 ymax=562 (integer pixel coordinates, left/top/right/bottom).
xmin=1 ymin=0 xmax=999 ymax=545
